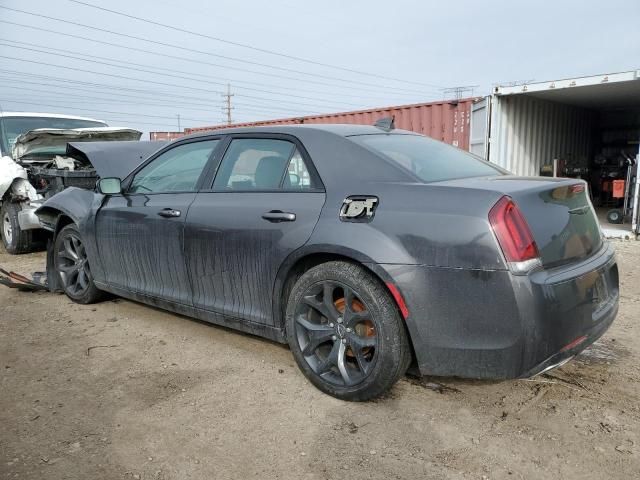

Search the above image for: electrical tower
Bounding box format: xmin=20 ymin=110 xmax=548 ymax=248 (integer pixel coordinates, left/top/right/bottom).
xmin=222 ymin=84 xmax=234 ymax=125
xmin=441 ymin=85 xmax=479 ymax=100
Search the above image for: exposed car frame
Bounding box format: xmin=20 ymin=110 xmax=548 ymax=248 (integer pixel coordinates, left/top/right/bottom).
xmin=0 ymin=112 xmax=142 ymax=254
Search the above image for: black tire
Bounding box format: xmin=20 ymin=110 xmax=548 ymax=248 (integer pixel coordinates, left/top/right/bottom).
xmin=1 ymin=201 xmax=35 ymax=254
xmin=285 ymin=261 xmax=411 ymax=401
xmin=54 ymin=224 xmax=104 ymax=304
xmin=606 ymin=208 xmax=623 ymax=224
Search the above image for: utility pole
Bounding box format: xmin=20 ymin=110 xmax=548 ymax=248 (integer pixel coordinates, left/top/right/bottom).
xmin=222 ymin=83 xmax=234 ymax=125
xmin=176 ymin=114 xmax=181 ymax=132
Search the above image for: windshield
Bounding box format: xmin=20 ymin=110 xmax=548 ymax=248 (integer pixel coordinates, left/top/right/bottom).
xmin=350 ymin=134 xmax=505 ymax=182
xmin=0 ymin=117 xmax=107 ymax=155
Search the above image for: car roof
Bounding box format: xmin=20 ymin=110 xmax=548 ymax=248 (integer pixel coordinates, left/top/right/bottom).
xmin=181 ymin=123 xmax=418 ymax=140
xmin=0 ymin=111 xmax=106 ymax=123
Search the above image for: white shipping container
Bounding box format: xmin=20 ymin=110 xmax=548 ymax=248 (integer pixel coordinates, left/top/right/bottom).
xmin=471 ymin=70 xmax=640 ymax=237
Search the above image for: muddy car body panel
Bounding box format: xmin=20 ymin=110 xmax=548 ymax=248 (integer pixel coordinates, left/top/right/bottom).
xmin=36 ymin=125 xmax=619 ymax=381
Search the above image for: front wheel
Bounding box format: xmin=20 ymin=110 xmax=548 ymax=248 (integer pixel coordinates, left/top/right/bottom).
xmin=286 ymin=261 xmax=411 ymax=401
xmin=1 ymin=201 xmax=35 ymax=254
xmin=54 ymin=224 xmax=104 ymax=304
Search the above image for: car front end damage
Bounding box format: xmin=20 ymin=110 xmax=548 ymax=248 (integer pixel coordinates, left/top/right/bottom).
xmin=0 ymin=127 xmax=142 ymax=253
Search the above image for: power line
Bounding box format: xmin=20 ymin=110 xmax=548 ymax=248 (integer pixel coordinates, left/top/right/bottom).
xmin=1 ymin=85 xmax=220 ymax=112
xmin=0 ymin=6 xmax=437 ymax=95
xmin=0 ymin=79 xmax=220 ymax=111
xmin=0 ymin=20 xmax=434 ymax=100
xmin=0 ymin=42 xmax=359 ymax=110
xmin=69 ymin=0 xmax=443 ymax=89
xmin=1 ymin=82 xmax=314 ymax=118
xmin=0 ymin=72 xmax=316 ymax=116
xmin=0 ymin=98 xmax=215 ymax=123
xmin=0 ymin=69 xmax=232 ymax=106
xmin=0 ymin=54 xmax=348 ymax=112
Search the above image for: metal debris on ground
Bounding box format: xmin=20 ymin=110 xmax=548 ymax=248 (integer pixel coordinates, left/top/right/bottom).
xmin=0 ymin=266 xmax=48 ymax=291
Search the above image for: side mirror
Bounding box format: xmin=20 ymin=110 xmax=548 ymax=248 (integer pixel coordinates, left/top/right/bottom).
xmin=97 ymin=177 xmax=122 ymax=195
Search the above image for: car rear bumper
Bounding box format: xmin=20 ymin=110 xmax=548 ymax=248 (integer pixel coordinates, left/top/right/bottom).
xmin=369 ymin=242 xmax=619 ymax=379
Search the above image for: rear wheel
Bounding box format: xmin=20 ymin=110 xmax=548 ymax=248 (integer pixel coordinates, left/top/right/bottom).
xmin=286 ymin=261 xmax=411 ymax=401
xmin=1 ymin=201 xmax=35 ymax=254
xmin=54 ymin=224 xmax=104 ymax=304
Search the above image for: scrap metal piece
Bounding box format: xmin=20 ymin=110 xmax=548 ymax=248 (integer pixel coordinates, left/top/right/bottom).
xmin=0 ymin=266 xmax=48 ymax=291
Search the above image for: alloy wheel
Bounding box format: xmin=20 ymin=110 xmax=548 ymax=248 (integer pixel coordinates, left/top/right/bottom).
xmin=56 ymin=231 xmax=91 ymax=296
xmin=294 ymin=281 xmax=378 ymax=386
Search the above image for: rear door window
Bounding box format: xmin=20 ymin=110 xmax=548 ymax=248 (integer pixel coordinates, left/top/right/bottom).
xmin=350 ymin=134 xmax=505 ymax=182
xmin=213 ymin=138 xmax=316 ymax=190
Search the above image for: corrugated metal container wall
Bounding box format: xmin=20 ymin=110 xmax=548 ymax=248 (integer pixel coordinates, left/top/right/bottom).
xmin=149 ymin=131 xmax=185 ymax=141
xmin=489 ymin=95 xmax=596 ymax=176
xmin=185 ymin=98 xmax=478 ymax=151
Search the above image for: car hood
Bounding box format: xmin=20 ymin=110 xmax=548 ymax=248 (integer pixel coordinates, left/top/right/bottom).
xmin=12 ymin=127 xmax=143 ymax=159
xmin=66 ymin=141 xmax=167 ymax=179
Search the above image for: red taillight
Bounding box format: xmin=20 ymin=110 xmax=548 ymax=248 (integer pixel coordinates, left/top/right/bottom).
xmin=489 ymin=196 xmax=539 ymax=263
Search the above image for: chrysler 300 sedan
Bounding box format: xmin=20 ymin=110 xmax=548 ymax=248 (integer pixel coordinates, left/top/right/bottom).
xmin=35 ymin=124 xmax=619 ymax=401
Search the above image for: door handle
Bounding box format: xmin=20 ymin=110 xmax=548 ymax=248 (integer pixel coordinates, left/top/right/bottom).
xmin=157 ymin=208 xmax=181 ymax=218
xmin=261 ymin=210 xmax=296 ymax=222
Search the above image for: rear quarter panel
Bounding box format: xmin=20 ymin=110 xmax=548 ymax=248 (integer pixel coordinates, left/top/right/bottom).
xmin=306 ymin=182 xmax=507 ymax=270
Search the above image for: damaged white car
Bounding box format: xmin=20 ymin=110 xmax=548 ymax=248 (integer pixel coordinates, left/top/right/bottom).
xmin=0 ymin=112 xmax=142 ymax=254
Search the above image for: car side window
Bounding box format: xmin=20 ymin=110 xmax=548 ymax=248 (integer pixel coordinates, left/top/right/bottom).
xmin=213 ymin=138 xmax=314 ymax=191
xmin=129 ymin=140 xmax=219 ymax=193
xmin=286 ymin=149 xmax=313 ymax=190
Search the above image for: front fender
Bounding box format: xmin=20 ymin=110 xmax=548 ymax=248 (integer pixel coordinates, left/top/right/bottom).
xmin=35 ymin=187 xmax=108 ymax=285
xmin=35 ymin=187 xmax=99 ymax=231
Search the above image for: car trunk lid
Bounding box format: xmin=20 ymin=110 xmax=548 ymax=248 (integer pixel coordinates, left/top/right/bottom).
xmin=435 ymin=176 xmax=603 ymax=268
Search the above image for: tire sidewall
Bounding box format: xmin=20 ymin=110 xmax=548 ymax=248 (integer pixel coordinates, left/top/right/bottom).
xmin=54 ymin=224 xmax=101 ymax=304
xmin=1 ymin=202 xmax=27 ymax=254
xmin=285 ymin=261 xmax=410 ymax=401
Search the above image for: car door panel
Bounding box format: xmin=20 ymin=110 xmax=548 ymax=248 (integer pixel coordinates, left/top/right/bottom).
xmin=95 ymin=193 xmax=196 ymax=305
xmin=94 ymin=138 xmax=220 ymax=305
xmin=185 ymin=192 xmax=325 ymax=325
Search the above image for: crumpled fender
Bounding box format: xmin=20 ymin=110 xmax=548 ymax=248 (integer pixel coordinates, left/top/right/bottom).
xmin=35 ymin=186 xmax=99 ymax=231
xmin=0 ymin=155 xmax=27 ymax=199
xmin=35 ymin=187 xmax=105 ymax=292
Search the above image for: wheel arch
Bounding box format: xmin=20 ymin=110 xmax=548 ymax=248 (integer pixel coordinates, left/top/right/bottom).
xmin=273 ymin=246 xmax=418 ymax=366
xmin=36 ymin=206 xmax=77 ymax=234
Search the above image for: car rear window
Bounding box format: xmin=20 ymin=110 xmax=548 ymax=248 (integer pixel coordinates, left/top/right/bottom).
xmin=350 ymin=134 xmax=505 ymax=182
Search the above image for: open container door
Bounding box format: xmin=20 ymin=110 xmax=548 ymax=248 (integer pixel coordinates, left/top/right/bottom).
xmin=489 ymin=70 xmax=640 ymax=238
xmin=469 ymin=97 xmax=490 ymax=159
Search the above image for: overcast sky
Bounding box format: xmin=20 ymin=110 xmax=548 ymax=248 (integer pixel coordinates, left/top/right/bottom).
xmin=0 ymin=0 xmax=638 ymax=135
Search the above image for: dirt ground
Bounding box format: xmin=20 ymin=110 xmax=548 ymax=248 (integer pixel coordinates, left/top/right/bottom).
xmin=1 ymin=242 xmax=639 ymax=480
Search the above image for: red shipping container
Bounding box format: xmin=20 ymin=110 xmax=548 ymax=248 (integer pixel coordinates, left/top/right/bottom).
xmin=612 ymin=180 xmax=625 ymax=198
xmin=184 ymin=97 xmax=480 ymax=151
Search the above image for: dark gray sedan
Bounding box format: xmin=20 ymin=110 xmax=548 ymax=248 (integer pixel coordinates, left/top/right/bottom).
xmin=36 ymin=124 xmax=619 ymax=401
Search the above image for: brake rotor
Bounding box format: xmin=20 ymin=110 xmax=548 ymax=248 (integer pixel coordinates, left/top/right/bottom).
xmin=334 ymin=296 xmax=375 ymax=358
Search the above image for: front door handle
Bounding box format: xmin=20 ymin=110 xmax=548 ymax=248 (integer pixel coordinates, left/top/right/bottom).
xmin=158 ymin=208 xmax=181 ymax=218
xmin=261 ymin=210 xmax=296 ymax=223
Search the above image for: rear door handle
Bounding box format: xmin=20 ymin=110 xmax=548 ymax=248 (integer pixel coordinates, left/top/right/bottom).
xmin=261 ymin=210 xmax=296 ymax=223
xmin=157 ymin=208 xmax=181 ymax=218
